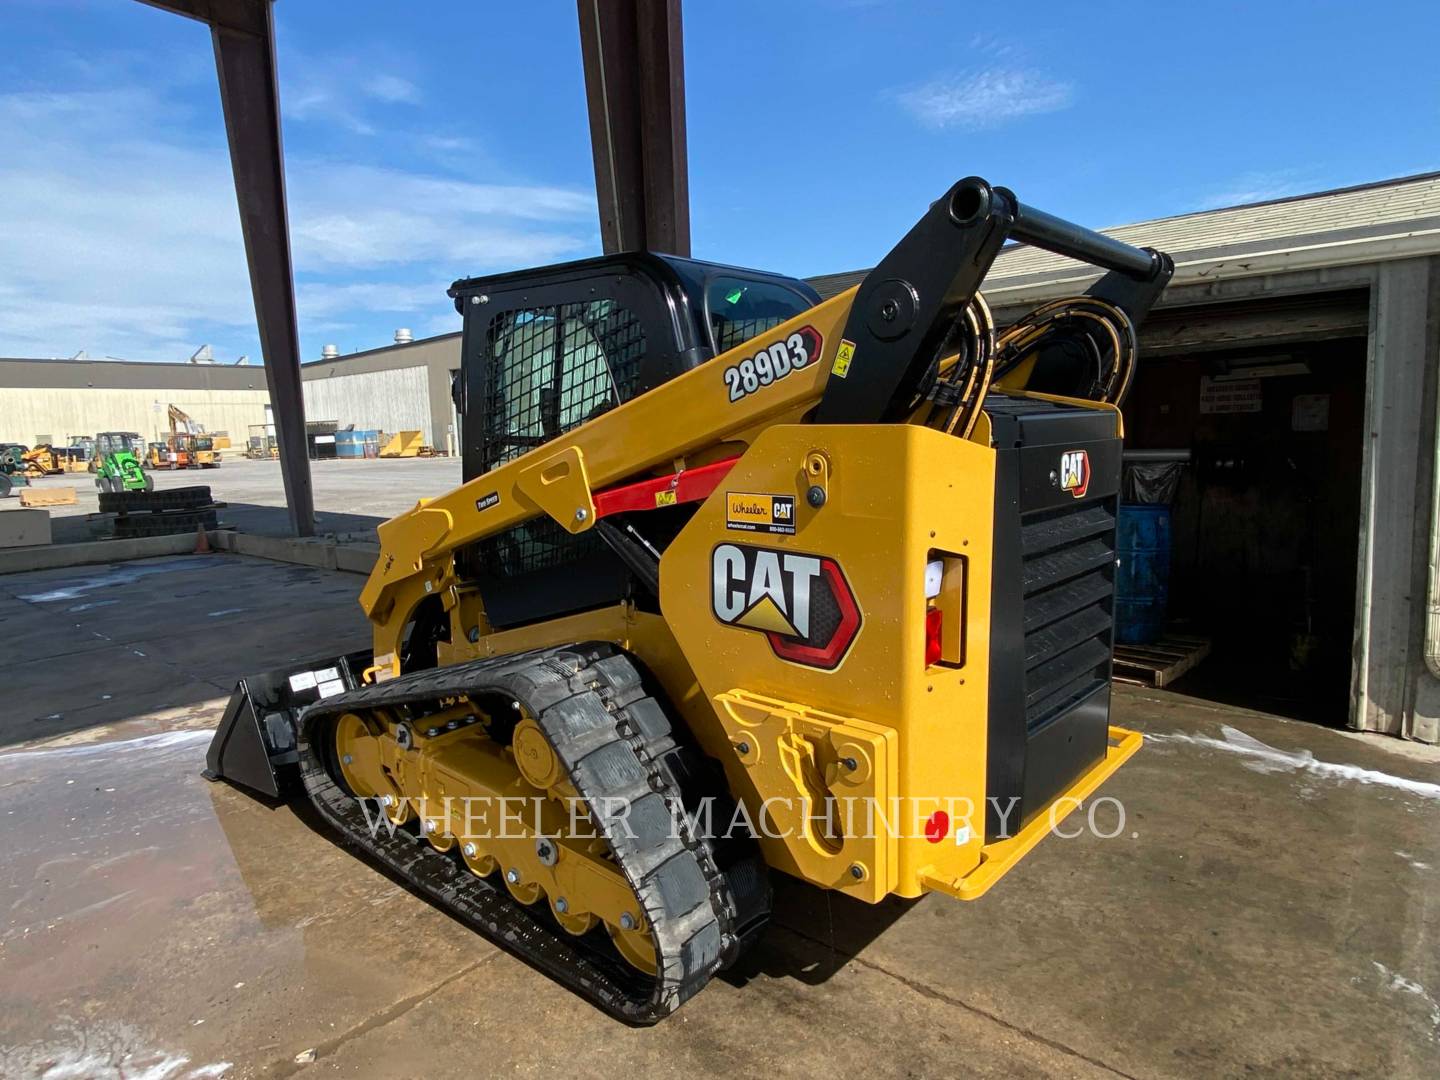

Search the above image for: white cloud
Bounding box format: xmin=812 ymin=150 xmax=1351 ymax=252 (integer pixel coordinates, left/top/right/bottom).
xmin=421 ymin=311 xmax=463 ymax=338
xmin=896 ymin=68 xmax=1073 ymax=130
xmin=0 ymin=88 xmax=253 ymax=359
xmin=365 ymin=73 xmax=421 ymax=105
xmin=295 ymin=281 xmax=444 ymax=321
xmin=282 ymin=53 xmax=422 ymax=135
xmin=288 ymin=164 xmax=594 ymax=270
xmin=0 ymin=80 xmax=596 ymax=361
xmin=1197 ymin=170 xmax=1309 ymax=210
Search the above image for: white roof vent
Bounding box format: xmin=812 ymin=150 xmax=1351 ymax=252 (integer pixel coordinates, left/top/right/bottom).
xmin=321 ymin=344 xmax=340 ymax=360
xmin=394 ymin=328 xmax=413 ymax=344
xmin=189 ymin=344 xmax=214 ymax=364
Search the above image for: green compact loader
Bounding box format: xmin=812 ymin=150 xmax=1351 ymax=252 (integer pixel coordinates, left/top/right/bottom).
xmin=92 ymin=432 xmax=154 ymax=494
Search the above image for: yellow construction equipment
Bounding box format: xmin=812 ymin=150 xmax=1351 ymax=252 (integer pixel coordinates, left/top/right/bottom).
xmin=208 ymin=176 xmax=1173 ymax=1022
xmin=20 ymin=444 xmax=81 ymax=476
xmin=379 ymin=430 xmax=424 ymax=457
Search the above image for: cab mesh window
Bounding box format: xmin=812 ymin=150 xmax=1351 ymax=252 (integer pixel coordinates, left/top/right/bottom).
xmin=707 ymin=276 xmax=814 ymax=355
xmin=478 ymin=299 xmax=647 ymax=577
xmin=480 ymin=300 xmax=646 ymax=473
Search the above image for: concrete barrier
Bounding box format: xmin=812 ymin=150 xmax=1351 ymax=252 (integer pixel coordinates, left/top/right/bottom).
xmin=208 ymin=530 xmax=379 ymax=575
xmin=0 ymin=507 xmax=53 ymax=550
xmin=0 ymin=529 xmax=194 ymax=574
xmin=0 ymin=523 xmax=379 ymax=578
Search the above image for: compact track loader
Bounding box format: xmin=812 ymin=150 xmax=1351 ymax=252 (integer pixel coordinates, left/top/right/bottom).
xmin=207 ymin=177 xmax=1173 ymax=1022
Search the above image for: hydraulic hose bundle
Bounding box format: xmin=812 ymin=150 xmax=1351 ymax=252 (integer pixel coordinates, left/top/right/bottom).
xmin=990 ymin=295 xmax=1139 ymax=405
xmin=929 ymin=291 xmax=1138 ymax=440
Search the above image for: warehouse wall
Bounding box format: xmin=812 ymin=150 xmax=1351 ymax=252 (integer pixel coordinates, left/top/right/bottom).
xmin=302 ymin=333 xmax=459 ymax=450
xmin=301 ymin=365 xmax=432 ymax=437
xmin=0 ymin=386 xmax=270 ymax=446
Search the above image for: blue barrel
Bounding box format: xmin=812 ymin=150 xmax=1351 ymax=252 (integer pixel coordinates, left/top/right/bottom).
xmin=335 ymin=430 xmax=365 ymax=458
xmin=1114 ymin=503 xmax=1171 ymax=646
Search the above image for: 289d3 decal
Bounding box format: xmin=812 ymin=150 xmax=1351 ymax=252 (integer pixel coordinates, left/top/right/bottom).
xmin=722 ymin=326 xmax=822 ymax=403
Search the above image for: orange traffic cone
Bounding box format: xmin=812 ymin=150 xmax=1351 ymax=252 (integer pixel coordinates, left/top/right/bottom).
xmin=194 ymin=524 xmax=212 ymax=554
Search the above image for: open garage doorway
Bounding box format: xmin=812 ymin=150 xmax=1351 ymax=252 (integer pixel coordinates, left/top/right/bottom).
xmin=1120 ymin=293 xmax=1370 ymax=725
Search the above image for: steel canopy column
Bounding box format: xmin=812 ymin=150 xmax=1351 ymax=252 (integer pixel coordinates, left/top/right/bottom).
xmin=139 ymin=0 xmax=314 ymax=536
xmin=577 ymin=0 xmax=691 ymax=256
xmin=210 ymin=5 xmax=313 ymax=535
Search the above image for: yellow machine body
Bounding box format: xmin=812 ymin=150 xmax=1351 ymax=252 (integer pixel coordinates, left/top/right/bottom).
xmin=206 ymin=176 xmax=1172 ymax=1019
xmin=365 ymin=287 xmax=1139 ymax=904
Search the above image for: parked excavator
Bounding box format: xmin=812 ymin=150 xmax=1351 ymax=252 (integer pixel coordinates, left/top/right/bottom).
xmin=206 ymin=177 xmax=1173 ymax=1022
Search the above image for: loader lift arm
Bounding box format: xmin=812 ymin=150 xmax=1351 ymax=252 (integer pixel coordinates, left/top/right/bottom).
xmin=815 ymin=176 xmax=1172 ymax=424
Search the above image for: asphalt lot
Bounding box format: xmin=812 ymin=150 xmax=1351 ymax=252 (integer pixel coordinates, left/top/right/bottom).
xmin=10 ymin=455 xmax=463 ymax=543
xmin=1 ymin=553 xmax=1438 ymax=1078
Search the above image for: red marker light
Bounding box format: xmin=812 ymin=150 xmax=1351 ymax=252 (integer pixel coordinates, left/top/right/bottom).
xmin=925 ymin=810 xmax=949 ymax=844
xmin=924 ymin=606 xmax=943 ymax=667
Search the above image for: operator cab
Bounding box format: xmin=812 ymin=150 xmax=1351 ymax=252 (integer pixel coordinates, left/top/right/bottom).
xmin=447 ymin=253 xmax=820 ymax=628
xmin=96 ymin=432 xmax=144 ymax=456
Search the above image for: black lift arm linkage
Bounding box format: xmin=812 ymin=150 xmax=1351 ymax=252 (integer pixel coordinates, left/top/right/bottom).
xmin=814 ymin=177 xmax=1175 ymax=424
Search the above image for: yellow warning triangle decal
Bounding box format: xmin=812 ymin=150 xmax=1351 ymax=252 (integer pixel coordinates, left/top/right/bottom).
xmin=736 ymin=594 xmax=798 ymax=637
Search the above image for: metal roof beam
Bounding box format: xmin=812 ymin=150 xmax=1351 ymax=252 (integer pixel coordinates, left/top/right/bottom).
xmin=577 ymin=0 xmax=690 ymax=255
xmin=136 ymin=0 xmax=314 ymax=535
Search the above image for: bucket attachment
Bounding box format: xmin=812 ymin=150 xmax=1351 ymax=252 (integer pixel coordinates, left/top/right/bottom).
xmin=204 ymin=650 xmax=372 ymax=799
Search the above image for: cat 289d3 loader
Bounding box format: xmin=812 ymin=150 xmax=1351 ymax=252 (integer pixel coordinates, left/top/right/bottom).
xmin=206 ymin=176 xmax=1173 ymax=1023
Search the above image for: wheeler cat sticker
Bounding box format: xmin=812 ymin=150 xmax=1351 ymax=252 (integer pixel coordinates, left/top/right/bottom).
xmin=711 ymin=543 xmax=860 ymax=669
xmin=1059 ymin=449 xmax=1090 ymax=499
xmin=722 ymin=326 xmax=823 ymax=403
xmin=725 ymin=492 xmax=796 ymax=535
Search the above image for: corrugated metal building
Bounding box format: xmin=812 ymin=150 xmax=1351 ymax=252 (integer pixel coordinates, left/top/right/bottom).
xmin=0 ymin=357 xmax=274 ymax=446
xmin=299 ymin=332 xmax=460 ymax=452
xmin=0 ymin=332 xmax=461 ymax=452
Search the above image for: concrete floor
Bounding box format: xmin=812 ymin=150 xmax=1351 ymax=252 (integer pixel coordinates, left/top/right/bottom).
xmin=2 ymin=554 xmax=1439 ymax=1078
xmin=11 ymin=456 xmax=462 ymax=544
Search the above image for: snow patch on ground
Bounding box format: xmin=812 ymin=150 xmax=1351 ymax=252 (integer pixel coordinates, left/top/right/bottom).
xmin=0 ymin=729 xmax=211 ymax=762
xmin=0 ymin=1019 xmax=230 ymax=1079
xmin=1373 ymin=961 xmax=1440 ymax=1035
xmin=1145 ymin=725 xmax=1440 ymax=801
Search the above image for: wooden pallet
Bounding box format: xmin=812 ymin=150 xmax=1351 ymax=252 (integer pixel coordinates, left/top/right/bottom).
xmin=1113 ymin=634 xmax=1212 ymax=688
xmin=18 ymin=487 xmax=77 ymax=507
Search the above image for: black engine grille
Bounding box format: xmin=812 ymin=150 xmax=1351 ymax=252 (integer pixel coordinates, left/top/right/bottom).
xmin=1018 ymin=500 xmax=1117 ymax=732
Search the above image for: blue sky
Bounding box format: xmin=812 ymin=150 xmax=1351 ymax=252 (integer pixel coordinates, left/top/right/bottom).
xmin=1 ymin=0 xmax=1436 ymax=363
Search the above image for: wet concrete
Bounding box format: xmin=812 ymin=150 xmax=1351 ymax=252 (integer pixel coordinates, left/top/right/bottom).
xmin=0 ymin=554 xmax=369 ymax=745
xmin=2 ymin=555 xmax=1438 ymax=1077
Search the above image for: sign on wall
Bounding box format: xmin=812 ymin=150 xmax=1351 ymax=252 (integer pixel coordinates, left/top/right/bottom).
xmin=1291 ymin=394 xmax=1330 ymax=432
xmin=1199 ymin=376 xmax=1263 ymax=414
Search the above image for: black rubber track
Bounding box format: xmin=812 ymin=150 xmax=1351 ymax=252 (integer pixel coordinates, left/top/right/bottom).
xmin=111 ymin=507 xmax=217 ymax=538
xmin=296 ymin=643 xmax=768 ymax=1023
xmin=99 ymin=485 xmax=212 ymax=514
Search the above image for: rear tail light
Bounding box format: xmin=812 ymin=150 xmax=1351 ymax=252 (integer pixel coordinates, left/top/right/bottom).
xmin=924 ymin=606 xmax=944 ymax=666
xmin=923 ymin=554 xmax=965 ymax=668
